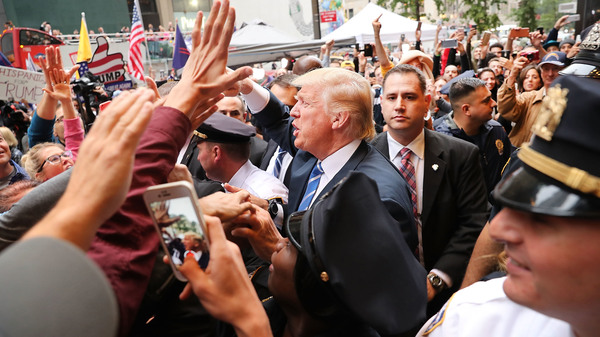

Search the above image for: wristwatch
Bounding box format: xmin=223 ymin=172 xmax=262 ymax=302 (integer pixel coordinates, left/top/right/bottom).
xmin=268 ymin=199 xmax=279 ymax=219
xmin=427 ymin=272 xmax=446 ymax=292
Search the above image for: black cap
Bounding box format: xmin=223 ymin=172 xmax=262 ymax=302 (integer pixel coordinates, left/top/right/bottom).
xmin=195 ymin=112 xmax=255 ymax=143
xmin=560 ymin=22 xmax=600 ymax=79
xmin=494 ymin=76 xmax=600 ymax=217
xmin=285 ymin=172 xmax=426 ymax=335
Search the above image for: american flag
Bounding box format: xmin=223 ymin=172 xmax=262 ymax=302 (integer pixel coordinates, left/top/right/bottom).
xmin=128 ymin=0 xmax=145 ymax=81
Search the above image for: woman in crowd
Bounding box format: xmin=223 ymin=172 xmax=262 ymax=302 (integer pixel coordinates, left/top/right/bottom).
xmin=517 ymin=64 xmax=543 ymax=93
xmin=0 ymin=127 xmax=23 ymax=164
xmin=21 ymin=143 xmax=73 ymax=182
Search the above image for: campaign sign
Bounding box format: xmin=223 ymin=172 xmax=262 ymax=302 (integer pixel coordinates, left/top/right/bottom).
xmin=0 ymin=66 xmax=45 ymax=103
xmin=88 ymin=36 xmax=127 ymax=84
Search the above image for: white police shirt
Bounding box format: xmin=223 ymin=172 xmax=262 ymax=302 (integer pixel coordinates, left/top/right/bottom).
xmin=417 ymin=277 xmax=574 ymax=337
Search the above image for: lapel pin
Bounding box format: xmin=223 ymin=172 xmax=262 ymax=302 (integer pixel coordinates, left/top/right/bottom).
xmin=432 ymin=164 xmax=439 ymax=171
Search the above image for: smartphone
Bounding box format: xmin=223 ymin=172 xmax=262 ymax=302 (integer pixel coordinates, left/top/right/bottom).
xmin=364 ymin=44 xmax=373 ymax=57
xmin=510 ymin=27 xmax=530 ymax=38
xmin=566 ymin=14 xmax=580 ymax=23
xmin=501 ymin=50 xmax=510 ymax=58
xmin=481 ymin=31 xmax=491 ymax=46
xmin=441 ymin=39 xmax=458 ymax=49
xmin=536 ymin=27 xmax=544 ymax=35
xmin=401 ymin=33 xmax=406 ymax=42
xmin=471 ymin=24 xmax=477 ymax=29
xmin=143 ymin=181 xmax=209 ymax=282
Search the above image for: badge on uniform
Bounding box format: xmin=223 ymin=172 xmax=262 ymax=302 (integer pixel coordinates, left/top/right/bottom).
xmin=495 ymin=139 xmax=504 ymax=156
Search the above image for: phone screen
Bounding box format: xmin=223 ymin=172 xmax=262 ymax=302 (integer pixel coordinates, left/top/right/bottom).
xmin=149 ymin=196 xmax=209 ymax=269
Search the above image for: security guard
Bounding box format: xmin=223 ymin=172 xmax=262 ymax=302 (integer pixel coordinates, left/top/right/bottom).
xmin=418 ymin=75 xmax=600 ymax=337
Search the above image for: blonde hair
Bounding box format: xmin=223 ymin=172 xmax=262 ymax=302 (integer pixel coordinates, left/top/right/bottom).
xmin=21 ymin=142 xmax=65 ymax=180
xmin=293 ymin=68 xmax=376 ymax=141
xmin=0 ymin=127 xmax=18 ymax=148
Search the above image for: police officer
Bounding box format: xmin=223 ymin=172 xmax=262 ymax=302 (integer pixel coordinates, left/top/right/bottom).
xmin=418 ymin=75 xmax=600 ymax=337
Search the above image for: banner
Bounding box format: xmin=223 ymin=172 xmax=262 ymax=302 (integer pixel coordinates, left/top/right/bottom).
xmin=0 ymin=66 xmax=45 ymax=103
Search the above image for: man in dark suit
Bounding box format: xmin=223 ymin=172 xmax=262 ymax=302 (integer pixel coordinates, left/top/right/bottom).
xmin=241 ymin=67 xmax=418 ymax=251
xmin=371 ymin=64 xmax=489 ymax=315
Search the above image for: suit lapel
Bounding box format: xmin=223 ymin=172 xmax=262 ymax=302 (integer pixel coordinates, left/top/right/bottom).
xmin=421 ymin=130 xmax=446 ymax=226
xmin=371 ymin=132 xmax=391 ymax=159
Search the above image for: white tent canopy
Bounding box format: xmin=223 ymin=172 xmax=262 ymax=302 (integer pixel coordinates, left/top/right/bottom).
xmin=323 ymin=3 xmax=441 ymax=45
xmin=230 ymin=19 xmax=299 ymax=46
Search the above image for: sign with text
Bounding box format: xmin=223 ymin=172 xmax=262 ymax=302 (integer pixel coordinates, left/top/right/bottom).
xmin=320 ymin=11 xmax=337 ymax=23
xmin=0 ymin=66 xmax=45 ymax=103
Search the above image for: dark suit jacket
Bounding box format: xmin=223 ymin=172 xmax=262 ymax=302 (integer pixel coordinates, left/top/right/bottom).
xmin=372 ymin=129 xmax=489 ymax=310
xmin=253 ymin=91 xmax=418 ymax=250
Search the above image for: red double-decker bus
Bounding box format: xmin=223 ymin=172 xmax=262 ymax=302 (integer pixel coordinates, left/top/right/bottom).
xmin=0 ymin=27 xmax=64 ymax=69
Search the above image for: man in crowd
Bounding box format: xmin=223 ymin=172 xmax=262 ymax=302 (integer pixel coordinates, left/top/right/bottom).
xmin=371 ymin=64 xmax=489 ymax=316
xmin=241 ymin=66 xmax=418 ymax=250
xmin=434 ymin=77 xmax=511 ymax=193
xmin=196 ymin=112 xmax=288 ymax=226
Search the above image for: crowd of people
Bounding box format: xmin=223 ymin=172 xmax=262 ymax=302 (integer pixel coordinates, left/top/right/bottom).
xmin=1 ymin=2 xmax=600 ymax=336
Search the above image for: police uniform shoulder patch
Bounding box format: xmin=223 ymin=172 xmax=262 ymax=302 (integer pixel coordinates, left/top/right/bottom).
xmin=495 ymin=139 xmax=504 ymax=156
xmin=531 ymin=85 xmax=569 ymax=141
xmin=422 ymin=294 xmax=456 ymax=335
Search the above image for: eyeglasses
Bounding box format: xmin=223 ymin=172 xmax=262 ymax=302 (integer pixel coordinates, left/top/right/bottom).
xmin=37 ymin=150 xmax=72 ymax=173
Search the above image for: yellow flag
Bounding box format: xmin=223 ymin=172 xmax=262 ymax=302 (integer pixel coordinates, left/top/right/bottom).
xmin=77 ymin=12 xmax=92 ymax=62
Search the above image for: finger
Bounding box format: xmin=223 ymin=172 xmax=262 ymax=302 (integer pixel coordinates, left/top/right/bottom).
xmin=205 ymin=215 xmax=228 ymax=246
xmin=118 ymin=101 xmax=153 ymax=157
xmin=179 ymin=282 xmax=194 ymax=300
xmin=201 ymin=1 xmax=221 ymax=50
xmin=218 ymin=7 xmax=236 ymax=51
xmin=111 ymin=90 xmax=155 ymax=138
xmin=376 ymin=13 xmax=382 ymax=21
xmin=55 ymin=47 xmax=64 ymax=69
xmin=90 ymin=91 xmax=134 ymax=134
xmin=217 ymin=67 xmax=253 ymax=96
xmin=67 ymin=65 xmax=80 ymax=79
xmin=46 ymin=46 xmax=55 ymax=68
xmin=190 ymin=104 xmax=219 ymax=129
xmin=223 ymin=183 xmax=241 ymax=193
xmin=230 ymin=227 xmax=254 ymax=238
xmin=152 ymin=97 xmax=167 ymax=109
xmin=39 ymin=56 xmax=48 ymax=72
xmin=212 ymin=1 xmax=232 ymax=49
xmin=191 ymin=11 xmax=204 ymax=51
xmin=144 ymin=76 xmax=161 ymax=100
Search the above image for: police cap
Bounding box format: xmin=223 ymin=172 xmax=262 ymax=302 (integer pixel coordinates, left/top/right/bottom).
xmin=560 ymin=22 xmax=600 ymax=79
xmin=195 ymin=112 xmax=255 ymax=143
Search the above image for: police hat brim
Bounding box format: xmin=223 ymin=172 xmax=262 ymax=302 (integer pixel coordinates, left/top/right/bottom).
xmin=494 ymin=165 xmax=600 ymax=217
xmin=559 ymin=62 xmax=600 ymax=78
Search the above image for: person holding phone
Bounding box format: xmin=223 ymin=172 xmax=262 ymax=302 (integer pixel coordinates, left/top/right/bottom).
xmin=497 ymin=52 xmax=566 ymax=147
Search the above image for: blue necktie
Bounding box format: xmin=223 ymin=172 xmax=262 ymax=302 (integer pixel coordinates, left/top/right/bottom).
xmin=298 ymin=162 xmax=324 ymax=211
xmin=273 ymin=147 xmax=287 ymax=178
